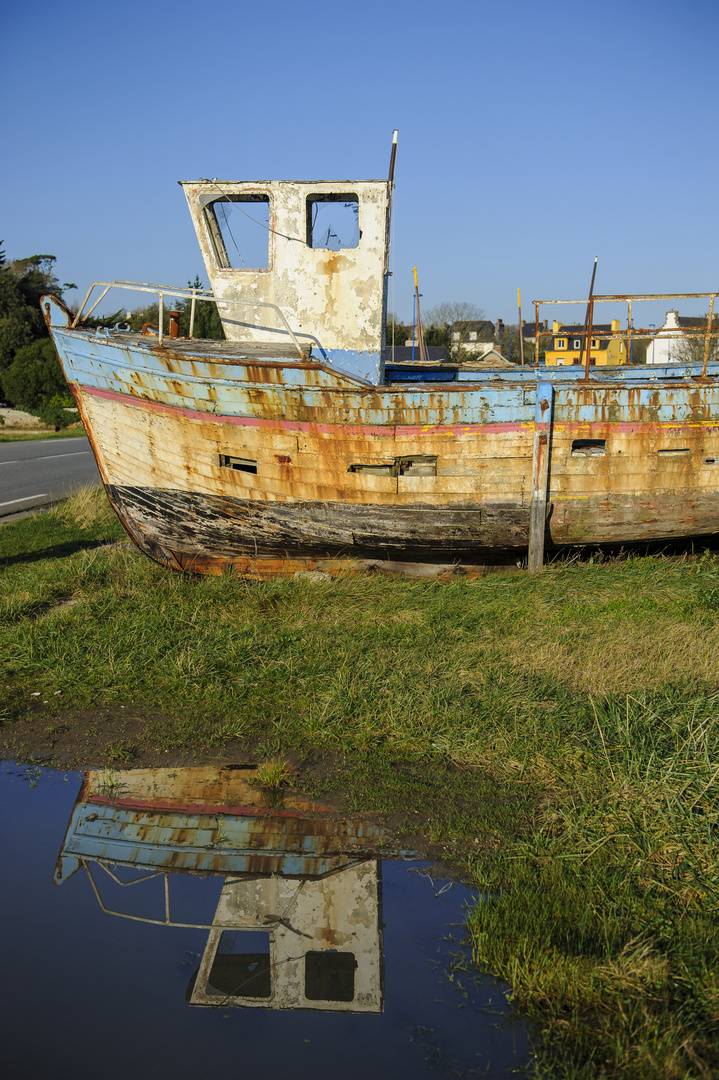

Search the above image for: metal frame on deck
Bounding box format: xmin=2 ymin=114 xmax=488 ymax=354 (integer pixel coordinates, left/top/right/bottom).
xmin=72 ymin=279 xmax=309 ymax=360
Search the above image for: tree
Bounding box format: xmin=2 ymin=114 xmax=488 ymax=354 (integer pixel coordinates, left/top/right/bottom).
xmin=1 ymin=338 xmax=76 ymax=426
xmin=0 ymin=251 xmax=67 ymax=368
xmin=177 ymin=276 xmax=224 ymax=339
xmin=674 ymin=324 xmax=719 ymax=366
xmin=0 ymin=249 xmax=79 ymax=419
xmin=385 ymin=311 xmax=406 ymax=346
xmin=423 ymin=300 xmax=484 ymax=327
xmin=421 ymin=301 xmax=486 ymax=360
xmin=0 ymin=269 xmax=39 ymax=366
xmin=423 ymin=323 xmax=451 ymax=350
xmin=125 ymin=277 xmax=225 ymax=339
xmin=7 ymin=255 xmax=64 ymax=309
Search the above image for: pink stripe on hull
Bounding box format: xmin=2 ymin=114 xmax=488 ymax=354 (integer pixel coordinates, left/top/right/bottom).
xmin=86 ymin=793 xmax=333 ymax=818
xmin=80 ymin=383 xmax=395 ymax=437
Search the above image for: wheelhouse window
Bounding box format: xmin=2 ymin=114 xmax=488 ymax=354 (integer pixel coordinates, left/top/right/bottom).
xmin=307 ymin=194 xmax=360 ymax=250
xmin=207 ymin=931 xmax=271 ymax=998
xmin=305 ymin=951 xmax=356 ymax=1002
xmin=204 ymin=194 xmax=270 ymax=269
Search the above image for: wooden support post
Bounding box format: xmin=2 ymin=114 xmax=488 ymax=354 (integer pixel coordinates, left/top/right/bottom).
xmin=528 ymin=381 xmax=553 ymax=573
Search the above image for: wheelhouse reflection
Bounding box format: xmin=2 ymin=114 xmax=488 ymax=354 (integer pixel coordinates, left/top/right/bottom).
xmin=54 ymin=767 xmax=400 ymax=1012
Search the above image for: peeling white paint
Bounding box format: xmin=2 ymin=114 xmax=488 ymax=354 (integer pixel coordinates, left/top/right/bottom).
xmin=181 ymin=180 xmax=390 ymax=383
xmin=191 ymin=860 xmax=383 ymax=1012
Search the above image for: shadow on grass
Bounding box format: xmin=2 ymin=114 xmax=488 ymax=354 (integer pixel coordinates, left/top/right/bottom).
xmin=0 ymin=538 xmax=117 ymax=569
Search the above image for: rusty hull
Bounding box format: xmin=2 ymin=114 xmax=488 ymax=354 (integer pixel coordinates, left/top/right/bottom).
xmin=43 ymin=296 xmax=719 ymax=573
xmin=54 ymin=766 xmax=396 ymax=885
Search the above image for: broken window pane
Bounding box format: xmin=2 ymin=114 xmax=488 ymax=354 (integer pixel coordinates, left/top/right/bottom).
xmin=205 ymin=195 xmax=270 ymax=269
xmin=307 ymin=195 xmax=360 ymax=250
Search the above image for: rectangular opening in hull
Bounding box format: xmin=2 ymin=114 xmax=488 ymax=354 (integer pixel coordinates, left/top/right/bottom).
xmin=571 ymin=440 xmax=606 ymax=457
xmin=220 ymin=455 xmax=258 ymax=474
xmin=348 ymin=456 xmax=438 ymax=477
xmin=397 ymin=456 xmax=437 ymax=476
xmin=657 ymin=448 xmax=690 ymax=456
xmin=348 ymin=463 xmax=393 ymax=475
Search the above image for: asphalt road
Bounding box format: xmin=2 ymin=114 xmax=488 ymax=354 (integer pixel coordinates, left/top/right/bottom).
xmin=0 ymin=436 xmax=101 ymax=519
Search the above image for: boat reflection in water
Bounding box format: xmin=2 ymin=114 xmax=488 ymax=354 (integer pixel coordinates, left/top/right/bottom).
xmin=53 ymin=767 xmax=400 ymax=1013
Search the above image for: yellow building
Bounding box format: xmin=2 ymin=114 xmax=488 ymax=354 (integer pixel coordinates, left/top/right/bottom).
xmin=544 ymin=320 xmax=627 ymax=366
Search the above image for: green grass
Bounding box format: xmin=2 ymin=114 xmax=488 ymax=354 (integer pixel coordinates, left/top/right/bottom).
xmin=0 ymin=423 xmax=86 ymax=442
xmin=1 ymin=487 xmax=719 ymax=1076
xmin=253 ymin=759 xmax=294 ymax=789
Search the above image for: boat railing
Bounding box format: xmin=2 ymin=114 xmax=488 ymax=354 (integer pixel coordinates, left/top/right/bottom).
xmin=72 ymin=279 xmax=310 ymax=360
xmin=79 ymin=858 xmax=222 ymax=930
xmin=533 ymin=290 xmax=719 ymax=376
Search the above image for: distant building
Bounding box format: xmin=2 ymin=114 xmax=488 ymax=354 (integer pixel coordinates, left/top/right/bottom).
xmin=521 ymin=319 xmax=548 ymax=344
xmin=544 ymin=320 xmax=627 ymax=367
xmin=646 ymin=310 xmax=719 ymax=364
xmin=449 ymin=319 xmax=496 ymax=358
xmin=478 ymin=346 xmax=514 ymax=366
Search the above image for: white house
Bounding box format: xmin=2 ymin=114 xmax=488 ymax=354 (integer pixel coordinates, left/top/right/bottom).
xmin=646 ymin=310 xmax=717 ymax=364
xmin=449 ymin=319 xmax=497 ymax=358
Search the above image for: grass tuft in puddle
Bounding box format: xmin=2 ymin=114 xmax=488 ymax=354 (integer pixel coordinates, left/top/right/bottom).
xmin=254 ymin=759 xmax=294 ymax=790
xmin=2 ymin=486 xmax=719 ymax=1075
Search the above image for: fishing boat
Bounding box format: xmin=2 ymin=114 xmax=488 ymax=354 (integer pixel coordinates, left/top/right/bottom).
xmin=42 ymin=137 xmax=719 ymax=576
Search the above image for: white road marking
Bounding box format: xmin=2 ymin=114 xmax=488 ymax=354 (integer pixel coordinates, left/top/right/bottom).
xmin=0 ymin=494 xmax=49 ymax=507
xmin=0 ymin=451 xmax=92 ymax=466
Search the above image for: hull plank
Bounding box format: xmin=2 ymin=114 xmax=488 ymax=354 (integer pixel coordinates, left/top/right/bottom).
xmin=107 ymin=485 xmax=531 ymax=560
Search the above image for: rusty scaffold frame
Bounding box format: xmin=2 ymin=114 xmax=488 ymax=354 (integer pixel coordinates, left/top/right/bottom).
xmin=532 ymin=291 xmax=718 ymax=379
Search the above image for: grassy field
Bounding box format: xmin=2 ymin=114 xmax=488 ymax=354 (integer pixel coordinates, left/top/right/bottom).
xmin=1 ymin=486 xmax=719 ymax=1077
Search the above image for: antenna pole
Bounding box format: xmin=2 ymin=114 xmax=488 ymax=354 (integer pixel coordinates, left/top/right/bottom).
xmin=388 ymin=129 xmax=399 ymax=187
xmin=518 ymin=287 xmax=524 ymax=366
xmin=580 ymin=257 xmax=598 ymax=381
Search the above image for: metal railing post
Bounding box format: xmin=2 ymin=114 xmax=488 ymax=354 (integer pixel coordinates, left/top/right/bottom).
xmin=528 ymin=381 xmax=554 ymax=573
xmin=70 ymin=280 xmax=310 ymax=360
xmin=702 ymin=295 xmax=716 ymax=377
xmin=189 ymin=289 xmax=197 ymax=338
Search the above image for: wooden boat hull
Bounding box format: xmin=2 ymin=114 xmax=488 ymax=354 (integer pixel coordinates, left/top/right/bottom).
xmin=44 ymin=297 xmax=719 ymax=575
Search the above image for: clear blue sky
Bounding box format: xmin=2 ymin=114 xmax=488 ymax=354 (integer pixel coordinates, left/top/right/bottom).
xmin=2 ymin=0 xmax=717 ymax=327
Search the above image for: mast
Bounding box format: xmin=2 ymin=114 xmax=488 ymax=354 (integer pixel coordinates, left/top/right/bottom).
xmin=413 ymin=267 xmax=426 ymax=366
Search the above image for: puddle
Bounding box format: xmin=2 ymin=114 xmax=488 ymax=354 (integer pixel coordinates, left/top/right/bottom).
xmin=1 ymin=762 xmax=529 ymax=1078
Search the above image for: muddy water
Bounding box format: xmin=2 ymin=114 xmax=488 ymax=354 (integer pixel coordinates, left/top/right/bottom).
xmin=0 ymin=761 xmax=528 ymax=1078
